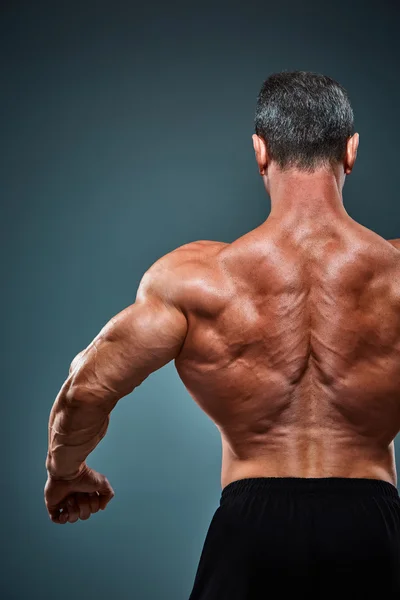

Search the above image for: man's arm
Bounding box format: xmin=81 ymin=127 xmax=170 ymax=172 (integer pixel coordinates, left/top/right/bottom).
xmin=45 ymin=253 xmax=188 ymax=481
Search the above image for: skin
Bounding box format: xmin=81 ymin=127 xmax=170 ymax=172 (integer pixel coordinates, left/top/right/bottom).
xmin=45 ymin=131 xmax=400 ymax=525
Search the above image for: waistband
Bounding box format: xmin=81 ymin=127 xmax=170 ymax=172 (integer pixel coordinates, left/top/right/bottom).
xmin=221 ymin=477 xmax=399 ymax=502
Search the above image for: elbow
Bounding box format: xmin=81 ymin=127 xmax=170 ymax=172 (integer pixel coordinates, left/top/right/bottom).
xmin=69 ymin=350 xmax=86 ymax=375
xmin=65 ymin=353 xmax=90 ymax=402
xmin=63 ymin=380 xmax=89 ymax=404
xmin=63 ymin=378 xmax=111 ymax=406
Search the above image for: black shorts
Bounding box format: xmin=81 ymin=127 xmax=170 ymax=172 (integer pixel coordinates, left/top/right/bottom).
xmin=188 ymin=477 xmax=400 ymax=599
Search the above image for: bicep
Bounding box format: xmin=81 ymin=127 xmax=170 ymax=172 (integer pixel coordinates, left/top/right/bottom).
xmin=67 ymin=294 xmax=187 ymax=406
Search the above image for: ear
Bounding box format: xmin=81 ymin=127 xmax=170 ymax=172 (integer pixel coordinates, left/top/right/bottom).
xmin=344 ymin=133 xmax=359 ymax=175
xmin=252 ymin=134 xmax=268 ymax=175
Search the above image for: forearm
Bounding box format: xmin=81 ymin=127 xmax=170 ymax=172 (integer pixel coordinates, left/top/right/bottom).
xmin=45 ymin=380 xmax=112 ymax=480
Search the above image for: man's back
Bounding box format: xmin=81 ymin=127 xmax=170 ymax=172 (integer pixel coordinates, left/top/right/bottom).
xmin=175 ymin=219 xmax=400 ymax=488
xmin=44 ymin=70 xmax=400 ymax=595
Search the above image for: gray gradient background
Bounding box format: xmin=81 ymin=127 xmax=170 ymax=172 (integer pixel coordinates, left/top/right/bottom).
xmin=1 ymin=0 xmax=400 ymax=598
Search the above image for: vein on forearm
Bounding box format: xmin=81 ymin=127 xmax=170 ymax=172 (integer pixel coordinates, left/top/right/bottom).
xmin=46 ymin=380 xmax=113 ymax=479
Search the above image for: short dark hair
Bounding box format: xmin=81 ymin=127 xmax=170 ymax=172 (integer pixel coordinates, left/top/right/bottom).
xmin=254 ymin=71 xmax=354 ymax=172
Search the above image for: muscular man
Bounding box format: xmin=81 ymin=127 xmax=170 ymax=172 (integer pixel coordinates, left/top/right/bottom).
xmin=44 ymin=71 xmax=400 ymax=597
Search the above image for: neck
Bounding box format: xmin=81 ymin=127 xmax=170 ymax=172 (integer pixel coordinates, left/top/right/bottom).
xmin=264 ymin=162 xmax=349 ymax=227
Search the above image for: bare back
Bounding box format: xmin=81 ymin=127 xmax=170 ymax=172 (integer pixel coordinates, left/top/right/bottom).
xmin=174 ymin=221 xmax=400 ymax=489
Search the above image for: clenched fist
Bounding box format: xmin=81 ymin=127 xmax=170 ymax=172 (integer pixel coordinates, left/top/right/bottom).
xmin=44 ymin=463 xmax=115 ymax=524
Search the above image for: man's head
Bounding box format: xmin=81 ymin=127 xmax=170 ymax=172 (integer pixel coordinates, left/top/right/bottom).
xmin=252 ymin=71 xmax=359 ymax=180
